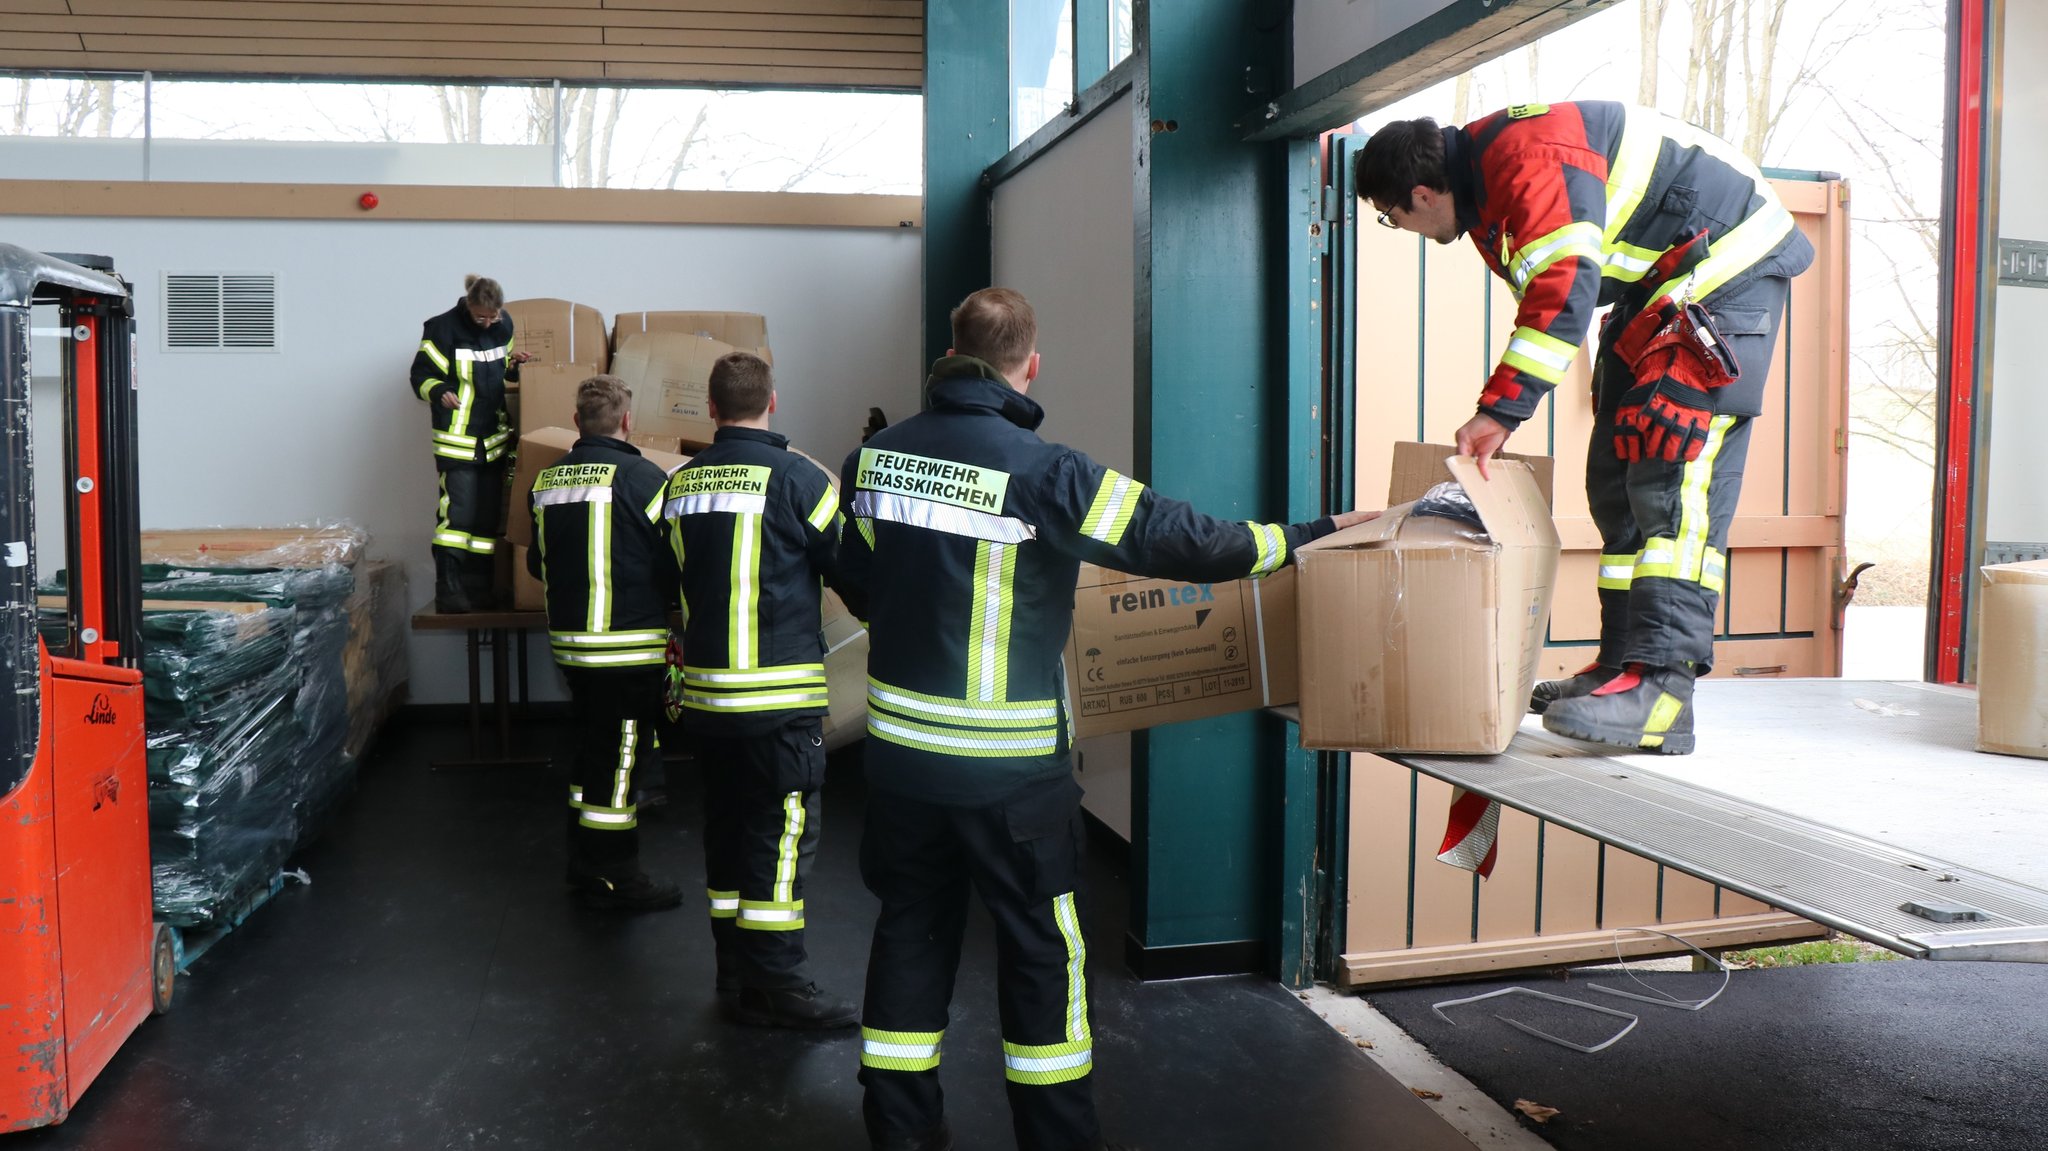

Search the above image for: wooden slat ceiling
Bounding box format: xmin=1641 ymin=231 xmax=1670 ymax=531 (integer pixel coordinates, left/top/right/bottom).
xmin=0 ymin=0 xmax=923 ymax=89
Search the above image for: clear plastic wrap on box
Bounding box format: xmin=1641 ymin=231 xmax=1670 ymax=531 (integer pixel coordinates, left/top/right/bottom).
xmin=139 ymin=522 xmax=370 ymax=570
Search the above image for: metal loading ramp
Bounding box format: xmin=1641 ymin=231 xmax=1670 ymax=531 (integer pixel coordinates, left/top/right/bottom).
xmin=1384 ymin=680 xmax=2048 ymax=963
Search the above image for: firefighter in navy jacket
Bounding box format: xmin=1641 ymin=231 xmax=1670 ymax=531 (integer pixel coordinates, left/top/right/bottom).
xmin=838 ymin=289 xmax=1375 ymax=1151
xmin=662 ymin=352 xmax=858 ymax=1030
xmin=1358 ymin=101 xmax=1813 ymax=754
xmin=409 ymin=274 xmax=527 ymax=612
xmin=527 ymin=374 xmax=682 ymax=912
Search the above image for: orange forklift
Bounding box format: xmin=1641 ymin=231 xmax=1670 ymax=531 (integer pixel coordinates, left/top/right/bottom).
xmin=0 ymin=244 xmax=172 ymax=1131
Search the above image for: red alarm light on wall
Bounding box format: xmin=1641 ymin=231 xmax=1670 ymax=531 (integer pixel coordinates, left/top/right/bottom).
xmin=358 ymin=192 xmax=380 ymax=211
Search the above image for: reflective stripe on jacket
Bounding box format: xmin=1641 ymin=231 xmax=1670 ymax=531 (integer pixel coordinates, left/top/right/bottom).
xmin=1451 ymin=101 xmax=1815 ymax=426
xmin=837 ymin=359 xmax=1335 ymax=806
xmin=529 ymin=435 xmax=677 ymax=668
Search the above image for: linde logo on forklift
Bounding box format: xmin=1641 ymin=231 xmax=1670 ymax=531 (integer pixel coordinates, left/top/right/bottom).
xmin=85 ymin=693 xmax=118 ymax=725
xmin=856 ymin=448 xmax=1009 ymax=512
xmin=1106 ymin=584 xmax=1214 ymax=618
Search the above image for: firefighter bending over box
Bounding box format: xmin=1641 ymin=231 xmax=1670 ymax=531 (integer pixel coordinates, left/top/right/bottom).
xmin=1357 ymin=100 xmax=1813 ymax=754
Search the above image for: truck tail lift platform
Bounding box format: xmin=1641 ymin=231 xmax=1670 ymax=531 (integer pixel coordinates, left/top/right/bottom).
xmin=0 ymin=244 xmax=168 ymax=1132
xmin=1388 ymin=679 xmax=2048 ymax=963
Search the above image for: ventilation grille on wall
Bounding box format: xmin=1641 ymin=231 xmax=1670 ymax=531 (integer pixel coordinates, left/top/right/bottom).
xmin=165 ymin=273 xmax=277 ymax=351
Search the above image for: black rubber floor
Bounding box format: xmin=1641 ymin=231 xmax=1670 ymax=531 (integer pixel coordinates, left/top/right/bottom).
xmin=21 ymin=718 xmax=1472 ymax=1151
xmin=1369 ymin=959 xmax=2048 ymax=1151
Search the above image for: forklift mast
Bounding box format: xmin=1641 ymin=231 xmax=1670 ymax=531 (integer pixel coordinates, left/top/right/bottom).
xmin=0 ymin=243 xmax=161 ymax=1132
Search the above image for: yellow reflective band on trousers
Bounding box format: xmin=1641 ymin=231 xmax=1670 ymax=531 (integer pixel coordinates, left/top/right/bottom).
xmin=965 ymin=540 xmax=1017 ymax=702
xmin=1080 ymin=470 xmax=1144 ymax=546
xmin=1002 ymin=1038 xmax=1093 ymax=1086
xmin=1597 ymin=552 xmax=1637 ymax=591
xmin=861 ymin=1028 xmax=944 ymax=1072
xmin=706 ymin=888 xmax=739 ymax=919
xmin=1053 ymin=892 xmax=1090 ymax=1044
xmin=736 ymin=899 xmax=803 ymax=931
xmin=1639 ymin=691 xmax=1686 ymax=748
xmin=579 ymin=718 xmax=640 ymax=830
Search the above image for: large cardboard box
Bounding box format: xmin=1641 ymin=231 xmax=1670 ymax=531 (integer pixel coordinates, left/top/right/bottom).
xmin=515 ymin=363 xmax=602 ymax=436
xmin=609 ymin=332 xmax=731 ymax=449
xmin=819 ymin=589 xmax=870 ymax=752
xmin=612 ymin=310 xmax=770 ymax=361
xmin=504 ymin=426 xmax=690 ymax=548
xmin=506 ymin=298 xmax=609 ymax=370
xmin=1064 ymin=565 xmax=1298 ymax=740
xmin=1976 ymin=559 xmax=2048 ymax=759
xmin=1296 ymin=448 xmax=1561 ymax=754
xmin=511 ymin=545 xmax=545 ymax=612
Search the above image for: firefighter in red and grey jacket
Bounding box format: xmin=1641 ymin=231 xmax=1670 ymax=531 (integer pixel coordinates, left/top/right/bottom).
xmin=838 ymin=289 xmax=1375 ymax=1151
xmin=1357 ymin=100 xmax=1814 ymax=754
xmin=409 ymin=274 xmax=527 ymax=612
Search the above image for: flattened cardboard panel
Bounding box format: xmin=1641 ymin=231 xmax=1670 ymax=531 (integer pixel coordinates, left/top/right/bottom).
xmin=1784 ymin=547 xmax=1825 ymax=634
xmin=1660 ymin=867 xmax=1718 ymax=923
xmin=1410 ymin=772 xmax=1480 ymax=948
xmin=1549 ymin=552 xmax=1602 ymax=641
xmin=1718 ymin=889 xmax=1775 ymax=916
xmin=1389 ymin=442 xmax=1554 ymax=506
xmin=1729 ymin=547 xmax=1785 ymax=636
xmin=1538 ymin=822 xmax=1602 ymax=935
xmin=1475 ymin=805 xmax=1541 ymax=941
xmin=1601 ymin=847 xmax=1661 ymax=928
xmin=1347 ymin=753 xmax=1421 ymax=954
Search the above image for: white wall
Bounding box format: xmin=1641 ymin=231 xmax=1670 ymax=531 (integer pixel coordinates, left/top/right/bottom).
xmin=1985 ymin=0 xmax=2048 ymax=546
xmin=1292 ymin=0 xmax=1456 ymax=90
xmin=2 ymin=213 xmax=922 ymax=702
xmin=0 ymin=137 xmax=553 ymax=186
xmin=991 ymin=92 xmax=1138 ymax=838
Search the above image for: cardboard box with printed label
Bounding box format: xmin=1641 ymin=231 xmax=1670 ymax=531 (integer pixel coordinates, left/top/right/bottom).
xmin=612 ymin=311 xmax=771 ymax=361
xmin=504 ymin=426 xmax=689 ymax=549
xmin=505 ymin=298 xmax=610 ymax=371
xmin=1976 ymin=558 xmax=2048 ymax=759
xmin=1295 ymin=444 xmax=1560 ymax=754
xmin=515 ymin=363 xmax=603 ymax=437
xmin=609 ymin=332 xmax=733 ymax=450
xmin=1063 ymin=565 xmax=1298 ymax=740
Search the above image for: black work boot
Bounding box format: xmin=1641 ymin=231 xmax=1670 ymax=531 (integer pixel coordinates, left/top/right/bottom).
xmin=566 ymin=867 xmax=684 ymax=913
xmin=433 ymin=551 xmax=475 ymax=613
xmin=1529 ymin=662 xmax=1621 ymax=715
xmin=726 ymin=982 xmax=860 ymax=1030
xmin=1541 ymin=664 xmax=1695 ymax=754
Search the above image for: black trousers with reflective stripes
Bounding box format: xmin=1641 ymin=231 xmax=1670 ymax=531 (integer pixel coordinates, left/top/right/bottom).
xmin=858 ymin=774 xmax=1098 ymax=1151
xmin=1586 ymin=274 xmax=1790 ymax=674
xmin=563 ymin=666 xmax=662 ymax=873
xmin=693 ymin=716 xmax=826 ymax=990
xmin=432 ymin=462 xmax=504 ymax=608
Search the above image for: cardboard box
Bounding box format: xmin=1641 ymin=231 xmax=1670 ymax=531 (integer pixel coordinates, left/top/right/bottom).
xmin=1296 ymin=448 xmax=1561 ymax=754
xmin=506 ymin=298 xmax=609 ymax=370
xmin=1977 ymin=559 xmax=2048 ymax=759
xmin=612 ymin=310 xmax=770 ymax=361
xmin=609 ymin=332 xmax=731 ymax=449
xmin=515 ymin=363 xmax=604 ymax=436
xmin=511 ymin=545 xmax=545 ymax=612
xmin=1064 ymin=565 xmax=1298 ymax=740
xmin=819 ymin=588 xmax=870 ymax=752
xmin=504 ymin=426 xmax=690 ymax=549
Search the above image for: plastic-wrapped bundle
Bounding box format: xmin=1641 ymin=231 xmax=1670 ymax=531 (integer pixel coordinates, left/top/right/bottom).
xmin=140 ymin=524 xmax=368 ymax=570
xmin=140 ymin=605 xmax=297 ymax=713
xmin=145 ymin=666 xmax=304 ymax=926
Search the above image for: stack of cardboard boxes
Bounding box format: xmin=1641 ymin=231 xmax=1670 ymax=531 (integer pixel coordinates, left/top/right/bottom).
xmin=608 ymin=311 xmax=773 ymax=453
xmin=1063 ymin=443 xmax=1563 ymax=755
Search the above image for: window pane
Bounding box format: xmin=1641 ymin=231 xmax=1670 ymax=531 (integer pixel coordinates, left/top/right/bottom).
xmin=1111 ymin=0 xmax=1134 ymax=67
xmin=148 ymin=80 xmax=557 ymax=186
xmin=0 ymin=75 xmax=147 ymax=180
xmin=559 ymin=88 xmax=921 ymax=194
xmin=1012 ymin=0 xmax=1075 ymax=145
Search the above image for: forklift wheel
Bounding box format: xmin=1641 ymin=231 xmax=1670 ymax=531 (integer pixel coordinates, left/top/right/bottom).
xmin=151 ymin=924 xmax=177 ymax=1015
